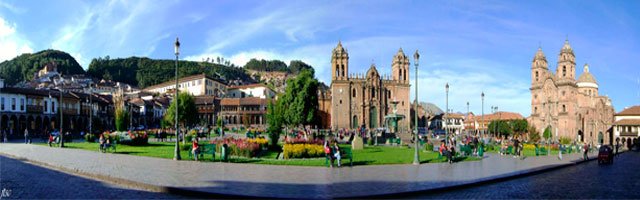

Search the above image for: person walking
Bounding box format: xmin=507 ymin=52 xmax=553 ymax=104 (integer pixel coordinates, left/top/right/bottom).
xmin=615 ymin=137 xmax=620 ymax=157
xmin=192 ymin=137 xmax=200 ymax=161
xmin=513 ymin=137 xmax=520 ymax=158
xmin=333 ymin=141 xmax=342 ymax=167
xmin=324 ymin=139 xmax=334 ymax=168
xmin=583 ymin=142 xmax=589 ymax=160
xmin=558 ymin=144 xmax=563 ymax=160
xmin=24 ymin=128 xmax=30 ymax=144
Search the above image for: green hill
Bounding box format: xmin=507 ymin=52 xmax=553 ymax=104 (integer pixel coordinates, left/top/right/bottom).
xmin=87 ymin=56 xmax=253 ymax=88
xmin=0 ymin=49 xmax=85 ymax=85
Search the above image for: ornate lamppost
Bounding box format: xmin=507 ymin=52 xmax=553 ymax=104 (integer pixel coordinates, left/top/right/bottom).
xmin=173 ymin=37 xmax=181 ymax=160
xmin=481 ymin=92 xmax=484 ymax=138
xmin=445 ymin=83 xmax=449 ymax=145
xmin=413 ymin=50 xmax=420 ymax=165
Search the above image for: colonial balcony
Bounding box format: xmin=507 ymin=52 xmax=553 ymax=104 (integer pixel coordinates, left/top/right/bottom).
xmin=27 ymin=105 xmax=43 ymax=113
xmin=620 ymin=131 xmax=639 ymax=137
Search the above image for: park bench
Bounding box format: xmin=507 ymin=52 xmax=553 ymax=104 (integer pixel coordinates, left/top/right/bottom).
xmin=325 ymin=148 xmax=353 ymax=167
xmin=460 ymin=145 xmax=472 ymax=156
xmin=507 ymin=146 xmax=514 ymax=155
xmin=535 ymin=147 xmax=548 ymax=156
xmin=188 ymin=144 xmax=216 ymax=161
xmin=100 ymin=140 xmax=117 ymax=153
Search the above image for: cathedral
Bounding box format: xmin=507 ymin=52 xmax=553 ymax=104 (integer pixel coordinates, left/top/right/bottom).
xmin=330 ymin=42 xmax=411 ymax=132
xmin=529 ymin=40 xmax=615 ymax=145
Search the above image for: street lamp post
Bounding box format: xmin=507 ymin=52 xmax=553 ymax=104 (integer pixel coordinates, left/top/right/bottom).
xmin=59 ymin=81 xmax=64 ymax=148
xmin=445 ymin=83 xmax=449 ymax=145
xmin=481 ymin=92 xmax=484 ymax=138
xmin=173 ymin=37 xmax=181 ymax=160
xmin=413 ymin=50 xmax=420 ymax=165
xmin=466 ymin=101 xmax=469 ymax=136
xmin=89 ymin=84 xmax=92 ymax=135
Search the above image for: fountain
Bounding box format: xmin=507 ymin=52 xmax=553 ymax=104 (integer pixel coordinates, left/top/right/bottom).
xmin=384 ymin=100 xmax=406 ymax=140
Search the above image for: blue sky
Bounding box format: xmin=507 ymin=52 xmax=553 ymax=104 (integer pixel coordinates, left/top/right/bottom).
xmin=1 ymin=0 xmax=639 ymax=116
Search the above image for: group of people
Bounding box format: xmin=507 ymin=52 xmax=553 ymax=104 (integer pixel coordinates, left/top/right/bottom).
xmin=98 ymin=133 xmax=113 ymax=152
xmin=498 ymin=136 xmax=523 ymax=158
xmin=324 ymin=139 xmax=342 ymax=167
xmin=439 ymin=140 xmax=456 ymax=164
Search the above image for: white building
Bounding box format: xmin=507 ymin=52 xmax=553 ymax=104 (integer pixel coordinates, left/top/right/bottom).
xmin=613 ymin=106 xmax=640 ymax=145
xmin=443 ymin=113 xmax=465 ymax=135
xmin=143 ymin=74 xmax=226 ymax=97
xmin=225 ymin=83 xmax=275 ymax=99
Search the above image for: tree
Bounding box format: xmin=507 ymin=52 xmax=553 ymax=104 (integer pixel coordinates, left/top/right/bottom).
xmin=543 ymin=126 xmax=552 ymax=141
xmin=511 ymin=119 xmax=529 ymax=137
xmin=163 ymin=92 xmax=198 ymax=129
xmin=266 ymin=99 xmax=284 ymax=147
xmin=282 ymin=69 xmax=319 ymax=127
xmin=113 ymin=90 xmax=129 ymax=131
xmin=528 ymin=125 xmax=540 ymax=142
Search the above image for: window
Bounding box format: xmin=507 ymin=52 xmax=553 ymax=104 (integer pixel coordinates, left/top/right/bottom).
xmin=535 ymin=71 xmax=539 ymax=81
xmin=52 ymin=102 xmax=56 ymax=113
xmin=562 ymin=105 xmax=566 ymax=112
xmin=1 ymin=97 xmax=4 ymax=110
xmin=352 ymin=88 xmax=356 ymax=98
xmin=11 ymin=98 xmax=16 ymax=110
xmin=562 ymin=66 xmax=566 ymax=77
xmin=534 ymin=107 xmax=537 ymax=113
xmin=20 ymin=99 xmax=24 ymax=111
xmin=44 ymin=101 xmax=48 ymax=112
xmin=339 ymin=100 xmax=342 ymax=104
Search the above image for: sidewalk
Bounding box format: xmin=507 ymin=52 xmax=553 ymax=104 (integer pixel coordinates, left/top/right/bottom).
xmin=0 ymin=143 xmax=598 ymax=199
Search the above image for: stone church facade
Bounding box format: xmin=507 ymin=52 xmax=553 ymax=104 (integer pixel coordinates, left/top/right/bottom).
xmin=330 ymin=42 xmax=410 ymax=132
xmin=529 ymin=40 xmax=615 ymax=145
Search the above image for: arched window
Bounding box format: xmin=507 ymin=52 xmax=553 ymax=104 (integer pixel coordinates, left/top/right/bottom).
xmin=352 ymin=88 xmax=356 ymax=98
xmin=341 ymin=65 xmax=345 ymax=77
xmin=534 ymin=107 xmax=537 ymax=113
xmin=399 ymin=69 xmax=402 ymax=81
xmin=535 ymin=71 xmax=539 ymax=81
xmin=562 ymin=66 xmax=566 ymax=77
xmin=371 ymin=88 xmax=376 ymax=97
xmin=562 ymin=105 xmax=566 ymax=112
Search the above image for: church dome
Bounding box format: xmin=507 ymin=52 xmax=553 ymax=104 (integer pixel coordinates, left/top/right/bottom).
xmin=577 ymin=64 xmax=598 ymax=87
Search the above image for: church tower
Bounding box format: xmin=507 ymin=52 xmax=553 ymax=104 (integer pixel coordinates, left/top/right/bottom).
xmin=332 ymin=41 xmax=349 ymax=81
xmin=392 ymin=48 xmax=410 ymax=84
xmin=530 ymin=47 xmax=548 ymax=117
xmin=556 ymin=39 xmax=576 ymax=80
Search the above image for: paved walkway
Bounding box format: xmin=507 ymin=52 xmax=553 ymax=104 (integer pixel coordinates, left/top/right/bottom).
xmin=0 ymin=143 xmax=599 ymax=199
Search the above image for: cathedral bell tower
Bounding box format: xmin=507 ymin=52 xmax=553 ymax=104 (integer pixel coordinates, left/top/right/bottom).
xmin=332 ymin=41 xmax=349 ymax=81
xmin=531 ymin=47 xmax=548 ymax=85
xmin=392 ymin=48 xmax=410 ymax=84
xmin=556 ymin=39 xmax=576 ymax=80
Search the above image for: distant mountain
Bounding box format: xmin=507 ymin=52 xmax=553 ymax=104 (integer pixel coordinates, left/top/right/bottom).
xmin=87 ymin=56 xmax=254 ymax=88
xmin=0 ymin=49 xmax=85 ymax=85
xmin=420 ymin=102 xmax=444 ymax=116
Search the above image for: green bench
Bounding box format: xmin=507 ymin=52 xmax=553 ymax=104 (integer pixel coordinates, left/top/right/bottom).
xmin=460 ymin=145 xmax=472 ymax=156
xmin=188 ymin=144 xmax=216 ymax=161
xmin=325 ymin=148 xmax=353 ymax=167
xmin=99 ymin=140 xmax=117 ymax=153
xmin=535 ymin=147 xmax=548 ymax=156
xmin=507 ymin=146 xmax=514 ymax=155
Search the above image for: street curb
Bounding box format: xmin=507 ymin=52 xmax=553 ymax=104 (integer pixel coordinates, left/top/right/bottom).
xmin=349 ymin=153 xmax=609 ymax=199
xmin=0 ymin=152 xmax=261 ymax=199
xmin=0 ymin=150 xmax=618 ymax=199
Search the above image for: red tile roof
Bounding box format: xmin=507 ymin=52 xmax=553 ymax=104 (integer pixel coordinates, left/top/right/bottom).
xmin=616 ymin=106 xmax=640 ymax=116
xmin=613 ymin=119 xmax=640 ymax=126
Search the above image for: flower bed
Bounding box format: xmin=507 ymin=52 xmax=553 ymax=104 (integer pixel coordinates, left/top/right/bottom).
xmin=106 ymin=131 xmax=148 ymax=146
xmin=283 ymin=143 xmax=325 ymax=159
xmin=211 ymin=137 xmax=265 ymax=158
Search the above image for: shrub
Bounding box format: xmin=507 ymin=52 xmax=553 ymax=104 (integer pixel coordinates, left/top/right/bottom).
xmin=559 ymin=137 xmax=572 ymax=145
xmin=84 ymin=134 xmax=96 ymax=143
xmin=425 ymin=143 xmax=434 ymax=151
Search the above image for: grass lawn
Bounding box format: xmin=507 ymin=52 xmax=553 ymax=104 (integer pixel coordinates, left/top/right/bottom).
xmin=484 ymin=145 xmax=581 ymax=157
xmin=39 ymin=141 xmax=481 ymax=167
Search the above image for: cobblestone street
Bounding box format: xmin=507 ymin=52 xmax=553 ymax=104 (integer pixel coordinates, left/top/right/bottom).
xmin=0 ymin=155 xmax=183 ymax=199
xmin=410 ymin=151 xmax=640 ymax=199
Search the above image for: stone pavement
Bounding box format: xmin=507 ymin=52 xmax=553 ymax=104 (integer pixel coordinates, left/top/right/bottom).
xmin=0 ymin=143 xmax=599 ymax=199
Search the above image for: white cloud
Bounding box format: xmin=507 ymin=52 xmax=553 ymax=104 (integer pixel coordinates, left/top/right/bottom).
xmin=0 ymin=17 xmax=33 ymax=62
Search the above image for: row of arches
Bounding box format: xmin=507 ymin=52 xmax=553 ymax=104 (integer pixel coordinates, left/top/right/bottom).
xmin=0 ymin=114 xmax=114 ymax=139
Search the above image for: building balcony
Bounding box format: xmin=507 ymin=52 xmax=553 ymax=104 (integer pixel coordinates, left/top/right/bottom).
xmin=620 ymin=132 xmax=639 ymax=137
xmin=27 ymin=105 xmax=43 ymax=113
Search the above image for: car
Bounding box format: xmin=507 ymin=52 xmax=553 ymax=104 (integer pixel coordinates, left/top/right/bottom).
xmin=598 ymin=145 xmax=614 ymax=165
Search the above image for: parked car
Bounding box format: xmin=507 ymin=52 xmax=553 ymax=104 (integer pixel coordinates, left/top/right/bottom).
xmin=598 ymin=145 xmax=614 ymax=165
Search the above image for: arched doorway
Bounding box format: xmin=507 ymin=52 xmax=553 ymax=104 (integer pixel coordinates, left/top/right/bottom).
xmin=369 ymin=107 xmax=377 ymax=129
xmin=577 ymin=130 xmax=584 ymax=142
xmin=598 ymin=132 xmax=604 ymax=145
xmin=352 ymin=115 xmax=358 ymax=129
